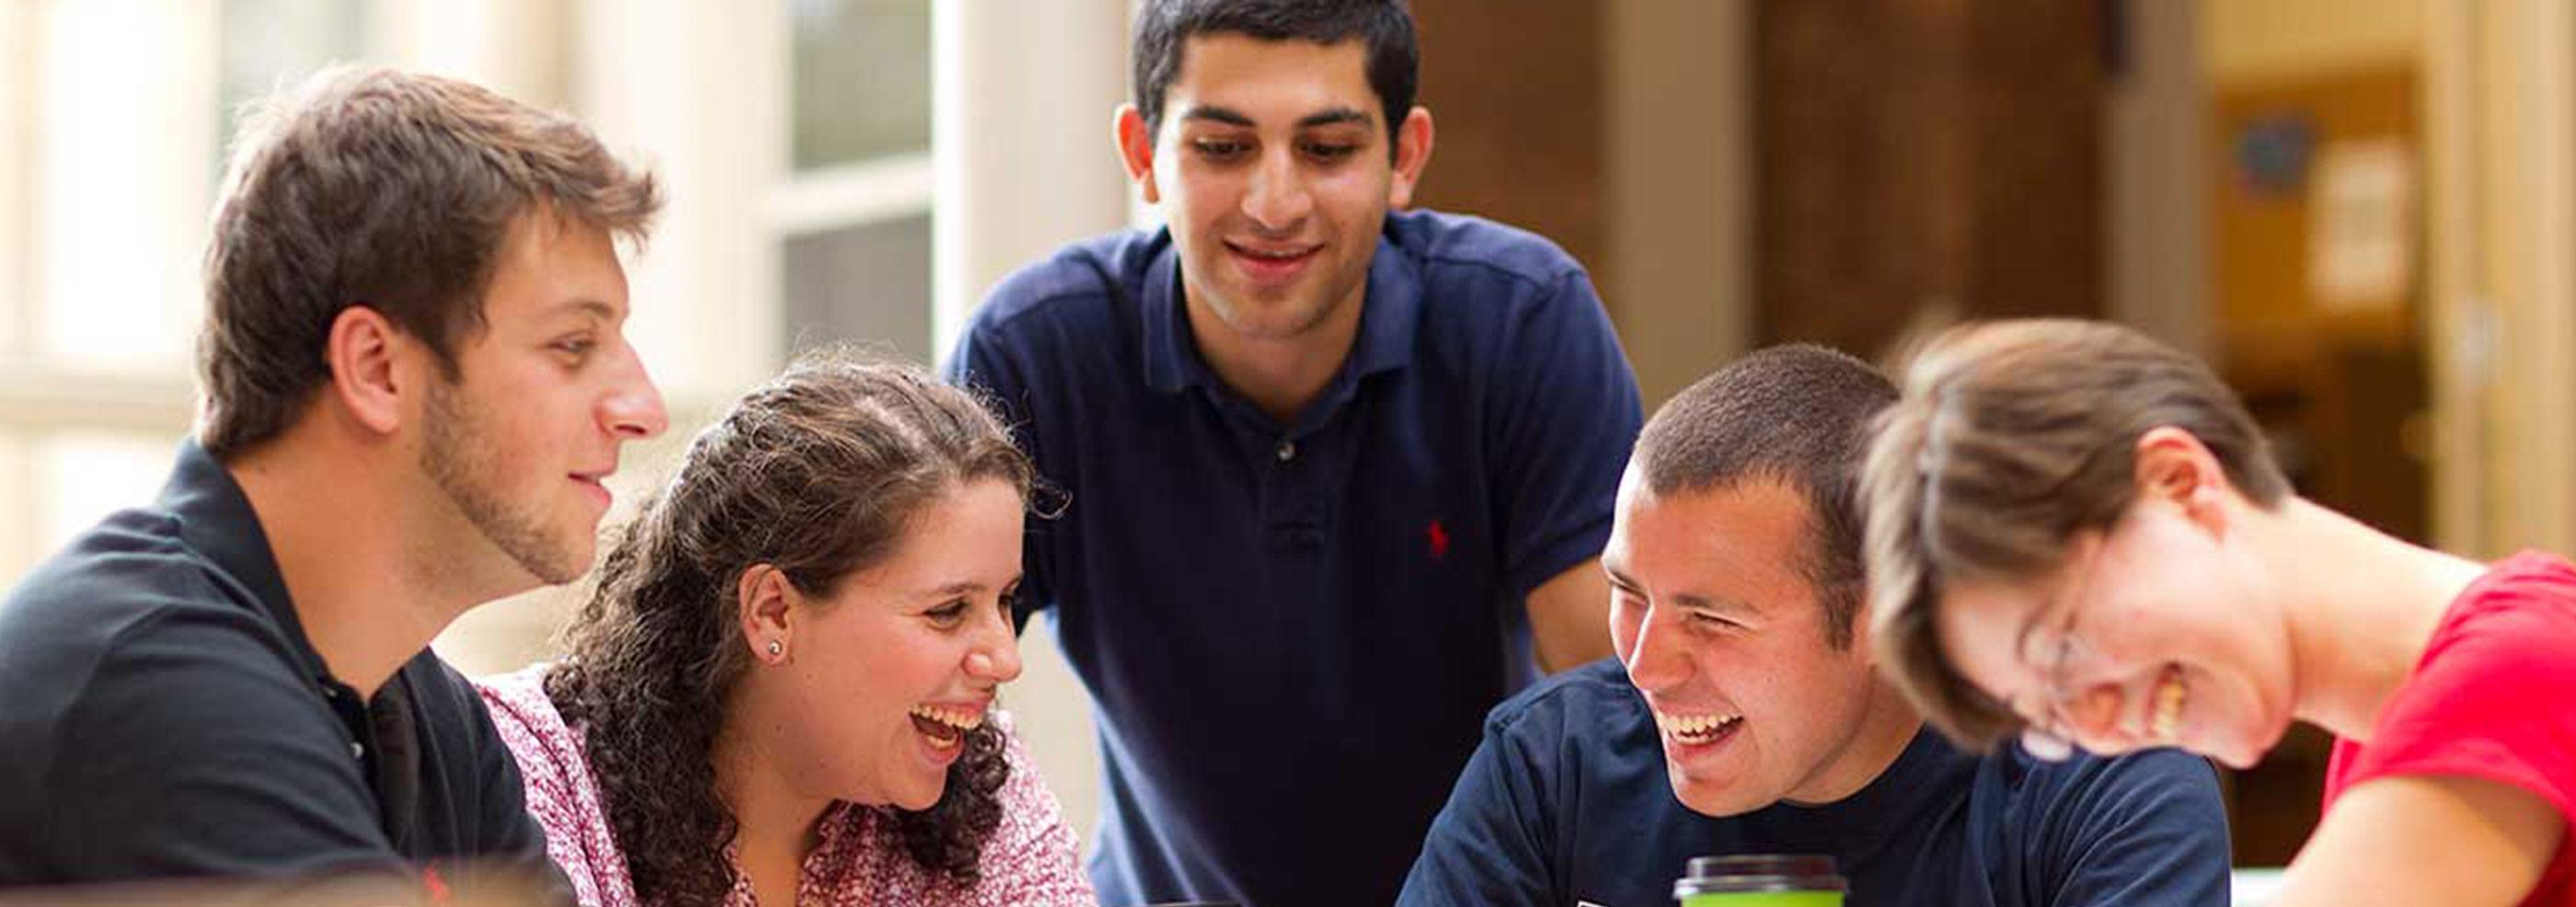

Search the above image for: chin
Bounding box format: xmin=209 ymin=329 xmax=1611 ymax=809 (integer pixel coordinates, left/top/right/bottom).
xmin=1671 ymin=774 xmax=1766 ymax=819
xmin=892 ymin=783 xmax=946 ymax=813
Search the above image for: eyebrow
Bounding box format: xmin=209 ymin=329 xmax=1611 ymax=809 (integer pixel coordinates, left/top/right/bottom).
xmin=546 ymin=298 xmax=621 ymax=322
xmin=1602 ymin=566 xmax=1753 ymax=616
xmin=1179 ymin=105 xmax=1375 ymax=131
xmin=914 ymin=575 xmax=1021 ymax=601
xmin=1670 ymin=591 xmax=1754 ymax=617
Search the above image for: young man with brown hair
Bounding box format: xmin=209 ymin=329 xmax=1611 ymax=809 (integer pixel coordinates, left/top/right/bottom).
xmin=0 ymin=67 xmax=665 ymax=895
xmin=1401 ymin=345 xmax=2230 ymax=907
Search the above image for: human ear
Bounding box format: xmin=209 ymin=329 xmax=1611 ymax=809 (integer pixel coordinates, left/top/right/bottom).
xmin=1387 ymin=106 xmax=1436 ymax=209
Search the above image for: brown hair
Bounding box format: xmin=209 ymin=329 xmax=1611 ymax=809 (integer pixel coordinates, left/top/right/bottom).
xmin=196 ymin=65 xmax=660 ymax=457
xmin=1860 ymin=318 xmax=2292 ymax=749
xmin=544 ymin=351 xmax=1037 ymax=903
xmin=1631 ymin=344 xmax=1896 ymax=648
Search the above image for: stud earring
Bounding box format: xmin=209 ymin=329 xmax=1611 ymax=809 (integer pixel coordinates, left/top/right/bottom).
xmin=766 ymin=639 xmax=784 ymax=659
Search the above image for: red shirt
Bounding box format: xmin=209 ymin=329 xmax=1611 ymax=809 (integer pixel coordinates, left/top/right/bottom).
xmin=2327 ymin=551 xmax=2576 ymax=906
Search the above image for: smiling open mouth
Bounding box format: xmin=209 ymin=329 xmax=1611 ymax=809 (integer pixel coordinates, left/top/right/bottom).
xmin=2149 ymin=664 xmax=2187 ymax=742
xmin=908 ymin=704 xmax=983 ymax=750
xmin=1657 ymin=710 xmax=1744 ymax=747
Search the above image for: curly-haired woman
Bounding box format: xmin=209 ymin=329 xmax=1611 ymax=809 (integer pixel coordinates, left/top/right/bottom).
xmin=476 ymin=353 xmax=1092 ymax=906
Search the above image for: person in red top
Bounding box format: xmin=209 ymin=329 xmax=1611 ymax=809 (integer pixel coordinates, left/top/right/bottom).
xmin=1856 ymin=318 xmax=2574 ymax=906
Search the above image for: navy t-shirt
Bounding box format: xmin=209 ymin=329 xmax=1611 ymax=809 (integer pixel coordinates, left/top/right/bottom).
xmin=0 ymin=442 xmax=565 ymax=899
xmin=948 ymin=210 xmax=1643 ymax=906
xmin=1398 ymin=660 xmax=2232 ymax=907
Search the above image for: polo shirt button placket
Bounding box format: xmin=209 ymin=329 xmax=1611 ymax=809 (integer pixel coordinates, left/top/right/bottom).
xmin=1275 ymin=439 xmax=1296 ymax=463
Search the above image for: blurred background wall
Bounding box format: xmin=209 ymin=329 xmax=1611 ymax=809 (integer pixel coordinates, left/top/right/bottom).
xmin=3 ymin=0 xmax=2572 ymax=870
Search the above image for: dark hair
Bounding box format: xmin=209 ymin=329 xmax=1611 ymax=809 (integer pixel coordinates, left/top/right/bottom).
xmin=1132 ymin=0 xmax=1419 ymax=144
xmin=544 ymin=351 xmax=1035 ymax=903
xmin=1630 ymin=344 xmax=1897 ymax=648
xmin=197 ymin=65 xmax=660 ymax=457
xmin=1862 ymin=318 xmax=2291 ymax=749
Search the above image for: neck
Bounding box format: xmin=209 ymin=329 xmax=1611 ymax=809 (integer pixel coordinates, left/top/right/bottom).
xmin=225 ymin=423 xmax=523 ymax=698
xmin=1785 ymin=677 xmax=1925 ymax=806
xmin=2261 ymin=498 xmax=2485 ymax=741
xmin=1183 ymin=281 xmax=1367 ymax=425
xmin=714 ymin=696 xmax=832 ymax=880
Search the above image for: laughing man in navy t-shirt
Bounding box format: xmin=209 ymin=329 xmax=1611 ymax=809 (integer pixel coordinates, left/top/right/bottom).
xmin=1398 ymin=345 xmax=2231 ymax=907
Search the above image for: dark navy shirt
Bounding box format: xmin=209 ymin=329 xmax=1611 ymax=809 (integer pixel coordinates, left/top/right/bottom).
xmin=1398 ymin=660 xmax=2233 ymax=907
xmin=0 ymin=441 xmax=565 ymax=900
xmin=948 ymin=210 xmax=1643 ymax=906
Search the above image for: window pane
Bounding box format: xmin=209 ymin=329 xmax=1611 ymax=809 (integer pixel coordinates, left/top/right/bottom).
xmin=790 ymin=0 xmax=931 ymax=170
xmin=32 ymin=1 xmax=215 ymax=373
xmin=36 ymin=432 xmax=177 ymax=557
xmin=781 ymin=214 xmax=932 ymax=363
xmin=217 ymin=0 xmax=369 ymax=175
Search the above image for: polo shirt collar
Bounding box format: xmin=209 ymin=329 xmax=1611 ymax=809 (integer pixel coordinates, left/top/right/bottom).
xmin=158 ymin=439 xmax=330 ymax=682
xmin=1139 ymin=224 xmax=1426 ymax=397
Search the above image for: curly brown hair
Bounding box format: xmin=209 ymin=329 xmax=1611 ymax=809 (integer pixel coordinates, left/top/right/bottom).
xmin=544 ymin=350 xmax=1036 ymax=903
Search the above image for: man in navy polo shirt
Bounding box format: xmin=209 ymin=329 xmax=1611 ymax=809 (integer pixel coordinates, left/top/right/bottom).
xmin=1397 ymin=346 xmax=2232 ymax=906
xmin=944 ymin=1 xmax=1640 ymax=903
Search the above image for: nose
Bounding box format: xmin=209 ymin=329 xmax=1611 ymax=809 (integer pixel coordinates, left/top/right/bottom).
xmin=1241 ymin=148 xmax=1315 ymax=230
xmin=967 ymin=613 xmax=1023 ymax=684
xmin=1621 ymin=605 xmax=1691 ymax=694
xmin=600 ymin=343 xmax=670 ymax=442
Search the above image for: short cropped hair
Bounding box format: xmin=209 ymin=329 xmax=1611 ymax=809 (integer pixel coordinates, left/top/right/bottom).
xmin=1631 ymin=344 xmax=1898 ymax=648
xmin=1132 ymin=0 xmax=1419 ymax=148
xmin=196 ymin=65 xmax=660 ymax=457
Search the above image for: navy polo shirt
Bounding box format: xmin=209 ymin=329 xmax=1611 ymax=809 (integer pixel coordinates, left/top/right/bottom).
xmin=1397 ymin=660 xmax=2234 ymax=907
xmin=949 ymin=209 xmax=1643 ymax=906
xmin=0 ymin=441 xmax=566 ymax=900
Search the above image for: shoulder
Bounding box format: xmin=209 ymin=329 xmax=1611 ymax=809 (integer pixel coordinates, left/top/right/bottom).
xmin=3 ymin=517 xmax=312 ymax=738
xmin=1981 ymin=745 xmax=2226 ymax=857
xmin=1484 ymin=658 xmax=1644 ymax=743
xmin=2430 ymin=552 xmax=2576 ymax=667
xmin=470 ymin=665 xmax=594 ymax=799
xmin=471 ymin=666 xmax=630 ymax=904
xmin=1989 ymin=744 xmax=2218 ymax=807
xmin=472 ymin=666 xmax=568 ymax=757
xmin=0 ymin=507 xmax=270 ymax=672
xmin=2340 ymin=553 xmax=2576 ymax=818
xmin=965 ymin=229 xmax=1166 ymax=339
xmin=1386 ymin=209 xmax=1589 ymax=291
xmin=2379 ymin=552 xmax=2576 ymax=739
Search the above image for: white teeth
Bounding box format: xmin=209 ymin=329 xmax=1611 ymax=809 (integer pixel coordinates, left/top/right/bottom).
xmin=909 ymin=704 xmax=985 ymax=732
xmin=2150 ymin=670 xmax=2186 ymax=741
xmin=1654 ymin=710 xmax=1743 ymax=742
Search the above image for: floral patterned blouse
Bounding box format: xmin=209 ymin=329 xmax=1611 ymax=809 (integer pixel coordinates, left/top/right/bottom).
xmin=477 ymin=666 xmax=1096 ymax=907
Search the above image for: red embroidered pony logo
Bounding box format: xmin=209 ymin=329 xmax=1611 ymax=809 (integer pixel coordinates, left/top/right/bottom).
xmin=1426 ymin=519 xmax=1451 ymax=561
xmin=421 ymin=863 xmax=452 ymax=903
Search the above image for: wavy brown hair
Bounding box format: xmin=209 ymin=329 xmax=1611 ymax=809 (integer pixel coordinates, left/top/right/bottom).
xmin=545 ymin=351 xmax=1035 ymax=904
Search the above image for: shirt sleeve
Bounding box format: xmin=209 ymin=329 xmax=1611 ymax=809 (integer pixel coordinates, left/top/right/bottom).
xmin=1396 ymin=716 xmax=1558 ymax=907
xmin=2339 ymin=592 xmax=2576 ymax=826
xmin=1485 ymin=267 xmax=1644 ymax=603
xmin=2037 ymin=750 xmax=2233 ymax=907
xmin=945 ymin=316 xmax=1054 ymax=631
xmin=45 ymin=605 xmax=407 ymax=883
xmin=964 ymin=718 xmax=1096 ymax=906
